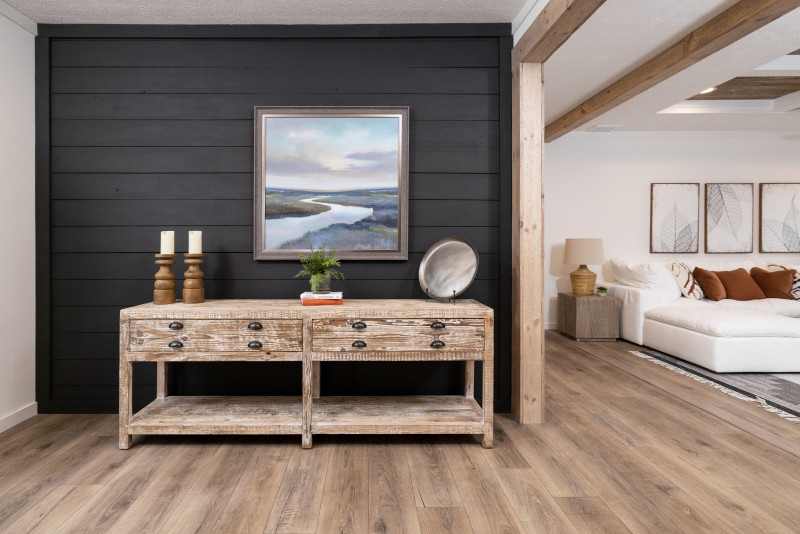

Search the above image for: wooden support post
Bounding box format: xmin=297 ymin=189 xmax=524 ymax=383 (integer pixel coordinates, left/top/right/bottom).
xmin=156 ymin=362 xmax=167 ymax=399
xmin=511 ymin=62 xmax=545 ymax=424
xmin=465 ymin=361 xmax=475 ymax=399
xmin=302 ymin=318 xmax=313 ymax=448
xmin=119 ymin=319 xmax=132 ymax=449
xmin=482 ymin=316 xmax=495 ymax=448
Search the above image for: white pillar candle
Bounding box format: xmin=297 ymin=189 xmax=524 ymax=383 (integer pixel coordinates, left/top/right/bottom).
xmin=188 ymin=231 xmax=202 ymax=254
xmin=160 ymin=231 xmax=174 ymax=254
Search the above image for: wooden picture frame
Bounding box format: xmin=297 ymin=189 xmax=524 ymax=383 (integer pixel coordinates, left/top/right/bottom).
xmin=253 ymin=106 xmax=409 ymax=260
xmin=650 ymin=183 xmax=699 ymax=253
xmin=704 ymin=183 xmax=753 ymax=254
xmin=760 ymin=183 xmax=800 ymax=253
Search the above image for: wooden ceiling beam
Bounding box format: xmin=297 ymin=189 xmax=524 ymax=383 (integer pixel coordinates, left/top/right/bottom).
xmin=512 ymin=0 xmax=607 ymax=65
xmin=545 ymin=0 xmax=800 ymax=142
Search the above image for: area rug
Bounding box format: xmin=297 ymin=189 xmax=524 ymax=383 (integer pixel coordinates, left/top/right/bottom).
xmin=630 ymin=349 xmax=800 ymax=423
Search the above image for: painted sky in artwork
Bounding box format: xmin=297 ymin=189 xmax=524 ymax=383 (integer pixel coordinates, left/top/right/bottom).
xmin=264 ymin=116 xmax=400 ymax=191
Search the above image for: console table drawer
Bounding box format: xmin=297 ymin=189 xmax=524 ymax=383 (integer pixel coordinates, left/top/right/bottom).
xmin=312 ymin=318 xmax=484 ymax=352
xmin=128 ymin=319 xmax=303 ymax=352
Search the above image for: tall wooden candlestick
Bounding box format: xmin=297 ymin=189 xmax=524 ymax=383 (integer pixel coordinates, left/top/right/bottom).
xmin=183 ymin=253 xmax=205 ymax=304
xmin=153 ymin=254 xmax=176 ymax=304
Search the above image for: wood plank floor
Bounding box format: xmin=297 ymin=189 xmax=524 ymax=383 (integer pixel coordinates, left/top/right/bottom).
xmin=3 ymin=332 xmax=800 ymax=533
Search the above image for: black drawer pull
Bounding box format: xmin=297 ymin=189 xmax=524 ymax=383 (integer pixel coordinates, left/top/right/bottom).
xmin=248 ymin=341 xmax=263 ymax=349
xmin=248 ymin=322 xmax=263 ymax=330
xmin=169 ymin=322 xmax=183 ymax=330
xmin=168 ymin=341 xmax=183 ymax=349
xmin=352 ymin=321 xmax=367 ymax=329
xmin=352 ymin=340 xmax=367 ymax=349
xmin=431 ymin=340 xmax=445 ymax=349
xmin=431 ymin=321 xmax=446 ymax=329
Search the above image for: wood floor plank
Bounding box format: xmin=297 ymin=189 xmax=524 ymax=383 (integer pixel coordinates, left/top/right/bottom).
xmin=211 ymin=440 xmax=294 ymax=533
xmin=187 ymin=439 xmax=256 ymax=496
xmin=405 ymin=437 xmax=462 ymax=507
xmin=444 ymin=439 xmax=525 ymax=534
xmin=368 ymin=438 xmax=421 ymax=534
xmin=265 ymin=442 xmax=330 ymax=534
xmin=2 ymin=484 xmax=103 ymax=534
xmin=53 ymin=440 xmax=179 ymax=534
xmin=416 ymin=507 xmax=474 ymax=534
xmin=318 ymin=441 xmax=369 ymax=534
xmin=555 ymin=497 xmax=631 ymax=534
xmin=494 ymin=416 xmax=595 ymax=498
xmin=494 ymin=468 xmax=578 ymax=534
xmin=158 ymin=494 xmax=229 ymax=534
xmin=478 ymin=424 xmax=529 ymax=470
xmin=108 ymin=440 xmax=224 ymax=534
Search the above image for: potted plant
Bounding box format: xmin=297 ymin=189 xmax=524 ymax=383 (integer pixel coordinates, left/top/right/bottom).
xmin=295 ymin=242 xmax=344 ymax=294
xmin=596 ymin=286 xmax=608 ymax=297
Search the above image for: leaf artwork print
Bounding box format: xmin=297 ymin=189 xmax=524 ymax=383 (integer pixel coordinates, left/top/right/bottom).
xmin=660 ymin=203 xmax=696 ymax=253
xmin=762 ymin=194 xmax=800 ymax=252
xmin=651 ymin=183 xmax=699 ymax=254
xmin=706 ymin=184 xmax=741 ymax=237
xmin=705 ymin=183 xmax=752 ymax=253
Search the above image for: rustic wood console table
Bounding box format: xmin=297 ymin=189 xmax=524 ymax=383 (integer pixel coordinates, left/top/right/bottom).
xmin=119 ymin=299 xmax=494 ymax=449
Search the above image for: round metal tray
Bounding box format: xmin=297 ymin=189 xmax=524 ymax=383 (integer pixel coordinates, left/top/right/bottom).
xmin=418 ymin=237 xmax=479 ymax=300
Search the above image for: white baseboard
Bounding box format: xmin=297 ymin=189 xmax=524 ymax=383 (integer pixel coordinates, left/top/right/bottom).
xmin=0 ymin=402 xmax=38 ymax=433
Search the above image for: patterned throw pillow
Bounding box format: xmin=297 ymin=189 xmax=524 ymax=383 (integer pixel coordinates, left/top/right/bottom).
xmin=669 ymin=262 xmax=704 ymax=299
xmin=767 ymin=264 xmax=800 ymax=300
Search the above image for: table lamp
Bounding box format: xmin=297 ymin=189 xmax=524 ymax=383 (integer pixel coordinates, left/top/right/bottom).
xmin=564 ymin=238 xmax=604 ymax=295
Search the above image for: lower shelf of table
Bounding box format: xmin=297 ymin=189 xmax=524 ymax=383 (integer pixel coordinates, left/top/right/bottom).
xmin=127 ymin=395 xmax=485 ymax=435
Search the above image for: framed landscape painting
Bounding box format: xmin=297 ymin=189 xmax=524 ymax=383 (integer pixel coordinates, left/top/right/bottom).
xmin=254 ymin=106 xmax=409 ymax=260
xmin=650 ymin=183 xmax=699 ymax=253
xmin=760 ymin=183 xmax=800 ymax=253
xmin=704 ymin=183 xmax=753 ymax=253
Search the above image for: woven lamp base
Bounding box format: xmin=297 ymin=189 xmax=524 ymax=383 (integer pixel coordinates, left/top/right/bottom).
xmin=570 ymin=265 xmax=597 ymax=295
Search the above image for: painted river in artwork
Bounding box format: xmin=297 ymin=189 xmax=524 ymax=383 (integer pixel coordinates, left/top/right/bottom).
xmin=264 ymin=197 xmax=373 ymax=250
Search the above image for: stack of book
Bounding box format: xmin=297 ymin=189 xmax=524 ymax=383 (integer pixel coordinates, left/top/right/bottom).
xmin=300 ymin=291 xmax=343 ymax=306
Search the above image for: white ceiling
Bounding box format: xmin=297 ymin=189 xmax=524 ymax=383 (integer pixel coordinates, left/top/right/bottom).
xmin=3 ymin=0 xmax=526 ymax=25
xmin=542 ymin=0 xmax=800 ymax=136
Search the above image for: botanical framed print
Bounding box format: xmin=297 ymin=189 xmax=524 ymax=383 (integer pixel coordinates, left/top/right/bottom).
xmin=760 ymin=183 xmax=800 ymax=252
xmin=704 ymin=183 xmax=753 ymax=253
xmin=254 ymin=106 xmax=409 ymax=260
xmin=650 ymin=183 xmax=699 ymax=253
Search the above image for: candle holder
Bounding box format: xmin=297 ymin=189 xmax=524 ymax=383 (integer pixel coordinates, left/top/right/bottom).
xmin=183 ymin=253 xmax=205 ymax=304
xmin=153 ymin=254 xmax=176 ymax=305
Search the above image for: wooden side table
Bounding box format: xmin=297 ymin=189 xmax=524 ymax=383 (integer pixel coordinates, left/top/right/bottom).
xmin=558 ymin=293 xmax=619 ymax=341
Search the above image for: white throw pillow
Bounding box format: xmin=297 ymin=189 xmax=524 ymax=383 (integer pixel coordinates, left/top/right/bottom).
xmin=668 ymin=262 xmax=704 ymax=300
xmin=610 ymin=258 xmax=681 ymax=299
xmin=767 ymin=264 xmax=800 ymax=300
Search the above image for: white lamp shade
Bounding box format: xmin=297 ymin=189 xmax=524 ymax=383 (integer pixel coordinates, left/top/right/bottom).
xmin=564 ymin=238 xmax=604 ymax=265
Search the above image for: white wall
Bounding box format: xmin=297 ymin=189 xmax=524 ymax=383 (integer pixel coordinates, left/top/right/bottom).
xmin=0 ymin=12 xmax=37 ymax=431
xmin=545 ymin=133 xmax=800 ymax=328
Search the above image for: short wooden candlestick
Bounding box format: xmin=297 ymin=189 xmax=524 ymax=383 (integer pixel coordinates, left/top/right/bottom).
xmin=153 ymin=254 xmax=176 ymax=305
xmin=183 ymin=253 xmax=205 ymax=304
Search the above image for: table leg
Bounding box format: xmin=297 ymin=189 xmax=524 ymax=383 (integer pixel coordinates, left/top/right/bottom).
xmin=482 ymin=317 xmax=494 ymax=448
xmin=312 ymin=361 xmax=321 ymax=399
xmin=119 ymin=358 xmax=132 ymax=450
xmin=465 ymin=361 xmax=475 ymax=399
xmin=157 ymin=361 xmax=167 ymax=399
xmin=302 ymin=356 xmax=312 ymax=448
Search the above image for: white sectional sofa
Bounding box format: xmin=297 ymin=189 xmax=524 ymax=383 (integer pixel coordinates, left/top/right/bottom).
xmin=605 ymin=259 xmax=800 ymax=372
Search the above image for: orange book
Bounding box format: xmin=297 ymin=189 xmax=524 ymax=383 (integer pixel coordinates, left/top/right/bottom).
xmin=301 ymin=298 xmax=343 ymax=306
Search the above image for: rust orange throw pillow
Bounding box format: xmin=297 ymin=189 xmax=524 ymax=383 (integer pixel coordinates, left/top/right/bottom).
xmin=692 ymin=267 xmax=726 ymax=301
xmin=713 ymin=268 xmax=766 ymax=301
xmin=750 ymin=267 xmax=795 ymax=300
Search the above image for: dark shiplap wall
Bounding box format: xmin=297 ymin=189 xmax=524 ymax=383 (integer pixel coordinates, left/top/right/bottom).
xmin=38 ymin=26 xmax=512 ymax=413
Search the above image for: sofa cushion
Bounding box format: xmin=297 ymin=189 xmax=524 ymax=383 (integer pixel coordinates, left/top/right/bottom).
xmin=716 ymin=298 xmax=800 ymax=319
xmin=751 ymin=267 xmax=795 ymax=300
xmin=693 ymin=267 xmax=726 ymax=301
xmin=610 ymin=258 xmax=680 ymax=298
xmin=668 ymin=262 xmax=704 ymax=299
xmin=645 ymin=305 xmax=800 ymax=338
xmin=767 ymin=264 xmax=800 ymax=300
xmin=713 ymin=268 xmax=766 ymax=301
